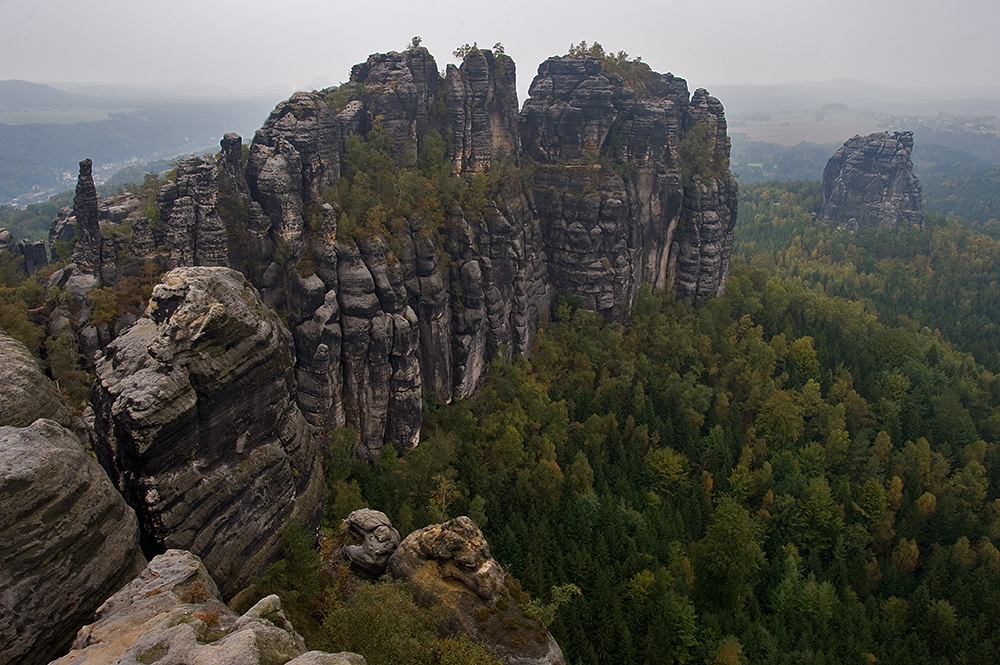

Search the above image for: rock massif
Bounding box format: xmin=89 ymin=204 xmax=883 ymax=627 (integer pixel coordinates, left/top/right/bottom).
xmin=92 ymin=266 xmax=322 ymax=596
xmin=65 ymin=46 xmax=736 ymax=458
xmin=820 ymin=131 xmax=924 ymax=229
xmin=51 ymin=549 xmax=365 ymax=665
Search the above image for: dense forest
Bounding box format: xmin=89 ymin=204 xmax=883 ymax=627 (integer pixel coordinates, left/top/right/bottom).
xmin=318 ymin=181 xmax=1000 ymax=664
xmin=5 ymin=156 xmax=1000 ymax=664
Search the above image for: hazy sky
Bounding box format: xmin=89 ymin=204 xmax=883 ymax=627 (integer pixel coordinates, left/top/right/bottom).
xmin=1 ymin=0 xmax=996 ymax=102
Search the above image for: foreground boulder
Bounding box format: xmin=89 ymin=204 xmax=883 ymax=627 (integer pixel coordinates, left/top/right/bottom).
xmin=50 ymin=549 xmax=365 ymax=665
xmin=0 ymin=419 xmax=145 ymax=665
xmin=92 ymin=266 xmax=323 ymax=596
xmin=389 ymin=516 xmax=564 ymax=665
xmin=820 ymin=130 xmax=924 ymax=229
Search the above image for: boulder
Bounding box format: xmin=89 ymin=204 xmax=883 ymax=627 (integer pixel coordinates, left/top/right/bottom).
xmin=342 ymin=509 xmax=401 ymax=576
xmin=0 ymin=419 xmax=145 ymax=665
xmin=0 ymin=329 xmax=72 ymax=428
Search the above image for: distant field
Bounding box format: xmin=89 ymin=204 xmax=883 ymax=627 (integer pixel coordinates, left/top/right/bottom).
xmin=731 ymin=109 xmax=886 ymax=145
xmin=0 ymin=109 xmax=130 ymax=125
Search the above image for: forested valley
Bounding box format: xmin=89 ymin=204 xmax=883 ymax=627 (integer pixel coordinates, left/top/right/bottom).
xmin=309 ymin=181 xmax=1000 ymax=664
xmin=5 ymin=169 xmax=1000 ymax=664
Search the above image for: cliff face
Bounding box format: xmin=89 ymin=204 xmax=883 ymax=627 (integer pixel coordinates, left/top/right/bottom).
xmin=821 ymin=131 xmax=924 ymax=229
xmin=521 ymin=57 xmax=736 ymax=311
xmin=92 ymin=267 xmax=322 ymax=596
xmin=74 ymin=46 xmax=735 ymax=458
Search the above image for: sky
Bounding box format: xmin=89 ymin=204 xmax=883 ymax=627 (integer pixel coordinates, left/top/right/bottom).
xmin=1 ymin=0 xmax=997 ymax=104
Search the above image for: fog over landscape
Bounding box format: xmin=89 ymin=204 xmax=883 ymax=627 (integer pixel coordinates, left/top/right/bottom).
xmin=2 ymin=0 xmax=997 ymax=100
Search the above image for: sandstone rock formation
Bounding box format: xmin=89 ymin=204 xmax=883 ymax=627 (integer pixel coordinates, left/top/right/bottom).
xmin=50 ymin=549 xmax=366 ymax=665
xmin=820 ymin=131 xmax=924 ymax=229
xmin=389 ymin=516 xmax=564 ymax=665
xmin=92 ymin=266 xmax=323 ymax=596
xmin=55 ymin=46 xmax=736 ymax=458
xmin=1 ymin=418 xmax=145 ymax=665
xmin=342 ymin=508 xmax=401 ymax=577
xmin=0 ymin=227 xmax=47 ymax=275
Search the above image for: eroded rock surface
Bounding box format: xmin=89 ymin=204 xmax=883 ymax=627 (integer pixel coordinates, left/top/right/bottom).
xmin=50 ymin=46 xmax=736 ymax=457
xmin=0 ymin=329 xmax=72 ymax=428
xmin=821 ymin=131 xmax=924 ymax=229
xmin=92 ymin=267 xmax=322 ymax=596
xmin=49 ymin=549 xmax=366 ymax=665
xmin=342 ymin=508 xmax=401 ymax=576
xmin=0 ymin=419 xmax=145 ymax=665
xmin=389 ymin=516 xmax=564 ymax=665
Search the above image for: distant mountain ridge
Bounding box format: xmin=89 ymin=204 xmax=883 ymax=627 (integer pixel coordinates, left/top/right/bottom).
xmin=0 ymin=80 xmax=101 ymax=113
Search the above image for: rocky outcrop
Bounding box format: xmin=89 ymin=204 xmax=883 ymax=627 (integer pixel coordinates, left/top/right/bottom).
xmin=72 ymin=159 xmax=102 ymax=277
xmin=1 ymin=418 xmax=145 ymax=665
xmin=50 ymin=549 xmax=366 ymax=665
xmin=342 ymin=508 xmax=401 ymax=577
xmin=521 ymin=56 xmax=736 ymax=311
xmin=55 ymin=46 xmax=734 ymax=457
xmin=820 ymin=131 xmax=924 ymax=229
xmin=0 ymin=329 xmax=72 ymax=428
xmin=92 ymin=267 xmax=322 ymax=596
xmin=0 ymin=227 xmax=47 ymax=275
xmin=389 ymin=516 xmax=564 ymax=665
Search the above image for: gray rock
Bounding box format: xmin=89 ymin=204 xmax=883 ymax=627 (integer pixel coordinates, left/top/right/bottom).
xmin=820 ymin=131 xmax=924 ymax=229
xmin=71 ymin=159 xmax=102 ymax=278
xmin=92 ymin=267 xmax=322 ymax=596
xmin=0 ymin=329 xmax=72 ymax=428
xmin=1 ymin=419 xmax=145 ymax=665
xmin=50 ymin=549 xmax=361 ymax=665
xmin=342 ymin=508 xmax=401 ymax=576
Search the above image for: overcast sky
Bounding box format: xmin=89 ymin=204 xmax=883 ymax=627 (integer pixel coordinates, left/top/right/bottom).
xmin=1 ymin=0 xmax=997 ymax=103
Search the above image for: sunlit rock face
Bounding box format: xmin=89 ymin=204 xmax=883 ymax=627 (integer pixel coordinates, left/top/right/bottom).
xmin=92 ymin=266 xmax=322 ymax=596
xmin=821 ymin=131 xmax=924 ymax=229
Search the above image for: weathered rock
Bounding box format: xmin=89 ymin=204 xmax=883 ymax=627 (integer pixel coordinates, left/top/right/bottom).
xmin=0 ymin=329 xmax=72 ymax=428
xmin=157 ymin=155 xmax=230 ymax=269
xmin=92 ymin=267 xmax=322 ymax=596
xmin=68 ymin=158 xmax=103 ymax=279
xmin=1 ymin=419 xmax=145 ymax=665
xmin=389 ymin=516 xmax=564 ymax=665
xmin=50 ymin=549 xmax=366 ymax=665
xmin=0 ymin=228 xmax=47 ymax=275
xmin=521 ymin=55 xmax=736 ymax=311
xmin=342 ymin=508 xmax=401 ymax=576
xmin=820 ymin=131 xmax=924 ymax=229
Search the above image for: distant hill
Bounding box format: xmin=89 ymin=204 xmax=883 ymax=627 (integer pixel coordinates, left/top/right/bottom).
xmin=0 ymin=79 xmax=101 ymax=112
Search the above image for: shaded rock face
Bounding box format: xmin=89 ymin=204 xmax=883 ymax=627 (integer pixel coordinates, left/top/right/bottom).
xmin=521 ymin=57 xmax=736 ymax=311
xmin=157 ymin=156 xmax=230 ymax=269
xmin=821 ymin=131 xmax=924 ymax=229
xmin=389 ymin=516 xmax=564 ymax=665
xmin=72 ymin=158 xmax=102 ymax=277
xmin=0 ymin=227 xmax=47 ymax=275
xmin=50 ymin=549 xmax=366 ymax=665
xmin=92 ymin=267 xmax=322 ymax=596
xmin=0 ymin=419 xmax=145 ymax=665
xmin=342 ymin=508 xmax=401 ymax=577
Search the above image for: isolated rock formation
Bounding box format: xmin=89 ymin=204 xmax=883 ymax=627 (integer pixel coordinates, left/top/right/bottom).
xmin=92 ymin=267 xmax=322 ymax=596
xmin=821 ymin=131 xmax=924 ymax=229
xmin=1 ymin=418 xmax=145 ymax=665
xmin=389 ymin=516 xmax=564 ymax=665
xmin=50 ymin=549 xmax=366 ymax=665
xmin=0 ymin=227 xmax=47 ymax=275
xmin=342 ymin=508 xmax=401 ymax=576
